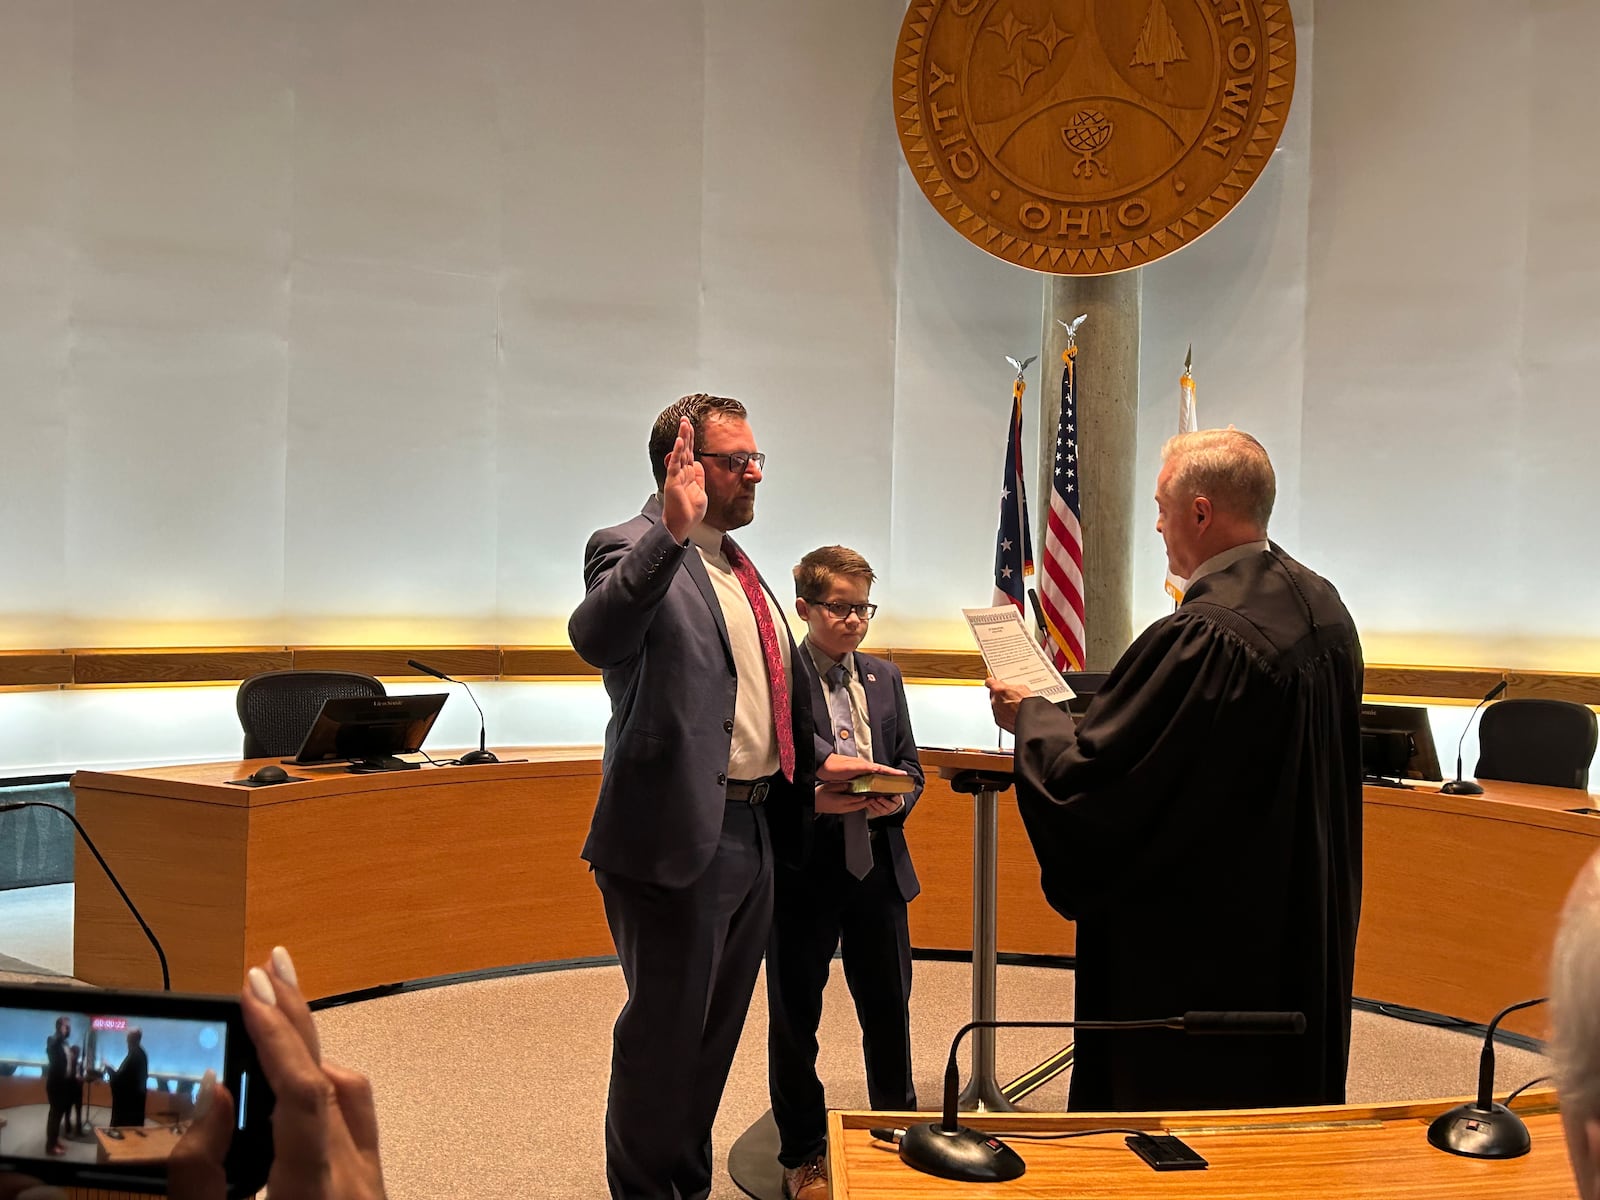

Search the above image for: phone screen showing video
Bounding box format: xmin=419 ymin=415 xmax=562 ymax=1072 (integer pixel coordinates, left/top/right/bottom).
xmin=0 ymin=1005 xmax=230 ymax=1166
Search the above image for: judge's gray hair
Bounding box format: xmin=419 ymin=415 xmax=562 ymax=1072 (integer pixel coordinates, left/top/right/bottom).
xmin=1552 ymin=853 xmax=1600 ymax=1117
xmin=1160 ymin=429 xmax=1276 ymax=531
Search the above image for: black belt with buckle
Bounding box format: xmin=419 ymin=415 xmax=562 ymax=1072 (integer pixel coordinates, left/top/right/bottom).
xmin=726 ymin=778 xmax=771 ymax=805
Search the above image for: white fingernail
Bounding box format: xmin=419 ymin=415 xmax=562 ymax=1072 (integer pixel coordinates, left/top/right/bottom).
xmin=270 ymin=945 xmax=299 ymax=988
xmin=247 ymin=966 xmax=277 ymax=1007
xmin=193 ymin=1068 xmax=217 ymax=1119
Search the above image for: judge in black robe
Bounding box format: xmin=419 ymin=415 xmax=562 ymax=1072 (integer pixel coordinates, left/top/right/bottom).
xmin=991 ymin=430 xmax=1363 ymax=1113
xmin=109 ymin=1028 xmax=149 ymax=1127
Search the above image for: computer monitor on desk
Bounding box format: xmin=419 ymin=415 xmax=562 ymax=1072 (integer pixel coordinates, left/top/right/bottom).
xmin=1359 ymin=703 xmax=1442 ymax=785
xmin=291 ymin=694 xmax=448 ymax=773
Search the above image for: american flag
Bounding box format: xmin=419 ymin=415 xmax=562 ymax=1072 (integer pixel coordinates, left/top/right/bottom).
xmin=1039 ymin=348 xmax=1085 ymax=671
xmin=992 ymin=369 xmax=1034 ymax=612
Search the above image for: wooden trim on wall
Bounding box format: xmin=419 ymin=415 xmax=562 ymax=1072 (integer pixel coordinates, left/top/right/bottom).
xmin=0 ymin=651 xmax=74 ymax=688
xmin=1506 ymin=670 xmax=1600 ymax=706
xmin=2 ymin=644 xmax=1597 ymax=707
xmin=73 ymin=649 xmax=293 ymax=686
xmin=1360 ymin=665 xmax=1506 ymax=702
xmin=500 ymin=647 xmax=594 ymax=678
xmin=881 ymin=648 xmax=986 ymax=682
xmin=290 ymin=647 xmax=501 ymax=679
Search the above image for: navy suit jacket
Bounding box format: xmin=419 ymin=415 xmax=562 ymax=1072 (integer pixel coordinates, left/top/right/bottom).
xmin=796 ymin=646 xmax=924 ymax=902
xmin=569 ymin=496 xmax=815 ymax=888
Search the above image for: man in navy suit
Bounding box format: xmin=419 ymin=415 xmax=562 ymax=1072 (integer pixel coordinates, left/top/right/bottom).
xmin=570 ymin=395 xmax=890 ymax=1200
xmin=766 ymin=546 xmax=925 ymax=1200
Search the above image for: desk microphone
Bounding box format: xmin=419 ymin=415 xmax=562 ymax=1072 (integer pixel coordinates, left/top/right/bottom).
xmin=0 ymin=801 xmax=171 ymax=990
xmin=407 ymin=659 xmax=499 ymax=765
xmin=1440 ymin=680 xmax=1507 ymax=795
xmin=901 ymin=1011 xmax=1306 ymax=1182
xmin=1427 ymin=995 xmax=1546 ymax=1158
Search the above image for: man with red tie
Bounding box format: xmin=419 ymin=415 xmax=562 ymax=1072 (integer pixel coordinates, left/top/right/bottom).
xmin=571 ymin=394 xmax=883 ymax=1200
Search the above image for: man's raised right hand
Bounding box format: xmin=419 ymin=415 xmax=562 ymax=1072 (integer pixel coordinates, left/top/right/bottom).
xmin=662 ymin=417 xmax=708 ymax=542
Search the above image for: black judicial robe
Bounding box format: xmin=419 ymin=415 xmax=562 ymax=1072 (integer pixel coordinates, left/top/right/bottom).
xmin=109 ymin=1046 xmax=149 ymax=1127
xmin=1013 ymin=545 xmax=1363 ymax=1112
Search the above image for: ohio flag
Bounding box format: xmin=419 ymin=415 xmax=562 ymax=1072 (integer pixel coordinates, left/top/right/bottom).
xmin=992 ymin=370 xmax=1034 ymax=611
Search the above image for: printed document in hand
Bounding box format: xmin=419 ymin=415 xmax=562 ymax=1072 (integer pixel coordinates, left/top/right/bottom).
xmin=962 ymin=605 xmax=1076 ymax=704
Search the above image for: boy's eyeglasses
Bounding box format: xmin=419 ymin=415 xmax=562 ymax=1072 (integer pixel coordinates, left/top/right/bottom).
xmin=806 ymin=600 xmax=878 ymax=620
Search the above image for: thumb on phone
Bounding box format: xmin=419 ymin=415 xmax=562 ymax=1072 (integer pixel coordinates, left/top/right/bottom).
xmin=168 ymin=1070 xmax=234 ymax=1200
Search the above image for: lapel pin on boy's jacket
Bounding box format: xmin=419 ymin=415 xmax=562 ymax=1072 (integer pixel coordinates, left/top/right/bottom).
xmin=867 ymin=673 xmax=877 ymax=682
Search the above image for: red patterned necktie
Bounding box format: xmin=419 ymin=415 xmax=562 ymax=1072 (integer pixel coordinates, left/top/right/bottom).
xmin=722 ymin=537 xmax=795 ymax=781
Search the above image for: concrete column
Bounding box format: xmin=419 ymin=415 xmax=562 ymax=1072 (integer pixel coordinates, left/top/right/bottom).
xmin=1037 ymin=272 xmax=1141 ymax=670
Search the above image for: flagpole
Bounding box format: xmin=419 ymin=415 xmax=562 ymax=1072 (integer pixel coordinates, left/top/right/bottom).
xmin=1166 ymin=346 xmax=1198 ymax=608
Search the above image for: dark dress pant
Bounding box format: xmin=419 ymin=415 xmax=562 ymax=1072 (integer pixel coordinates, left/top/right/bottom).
xmin=596 ymin=799 xmax=773 ymax=1200
xmin=45 ymin=1084 xmax=69 ymax=1150
xmin=767 ymin=831 xmax=915 ymax=1167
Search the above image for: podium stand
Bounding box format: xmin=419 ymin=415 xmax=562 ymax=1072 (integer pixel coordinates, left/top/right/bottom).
xmin=936 ymin=752 xmax=1017 ymax=1113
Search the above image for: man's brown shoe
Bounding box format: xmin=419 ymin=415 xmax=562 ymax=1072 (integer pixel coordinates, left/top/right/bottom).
xmin=782 ymin=1152 xmax=830 ymax=1200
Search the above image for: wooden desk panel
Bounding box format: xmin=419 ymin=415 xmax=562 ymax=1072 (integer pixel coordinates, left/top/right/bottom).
xmin=1356 ymin=783 xmax=1600 ymax=1036
xmin=72 ymin=749 xmax=1600 ymax=1031
xmin=828 ymin=1095 xmax=1577 ymax=1198
xmin=73 ymin=751 xmax=613 ymax=998
xmin=244 ymin=770 xmax=608 ymax=998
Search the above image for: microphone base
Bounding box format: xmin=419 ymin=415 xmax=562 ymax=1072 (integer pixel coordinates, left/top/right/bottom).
xmin=1426 ymin=1102 xmax=1531 ymax=1158
xmin=456 ymin=749 xmax=500 ymax=765
xmin=1439 ymin=779 xmax=1485 ymax=795
xmin=899 ymin=1122 xmax=1026 ymax=1183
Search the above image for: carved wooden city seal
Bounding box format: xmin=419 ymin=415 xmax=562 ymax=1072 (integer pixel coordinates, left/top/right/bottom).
xmin=894 ymin=0 xmax=1296 ymax=274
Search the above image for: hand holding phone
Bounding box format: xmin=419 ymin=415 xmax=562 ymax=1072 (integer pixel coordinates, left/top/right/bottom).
xmin=0 ymin=946 xmax=387 ymax=1200
xmin=0 ymin=984 xmax=271 ymax=1196
xmin=169 ymin=948 xmax=388 ymax=1200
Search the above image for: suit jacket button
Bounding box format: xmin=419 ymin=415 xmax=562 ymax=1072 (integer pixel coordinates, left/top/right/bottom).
xmin=717 ymin=772 xmax=727 ymax=785
xmin=723 ymin=719 xmax=734 ymax=733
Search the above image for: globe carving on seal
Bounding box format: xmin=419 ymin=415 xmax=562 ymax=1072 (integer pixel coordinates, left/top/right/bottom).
xmin=1064 ymin=110 xmax=1112 ymax=154
xmin=893 ymin=0 xmax=1297 ymax=274
xmin=1063 ymin=110 xmax=1113 ymax=179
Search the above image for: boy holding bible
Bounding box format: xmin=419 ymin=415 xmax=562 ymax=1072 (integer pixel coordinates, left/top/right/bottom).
xmin=766 ymin=545 xmax=925 ymax=1200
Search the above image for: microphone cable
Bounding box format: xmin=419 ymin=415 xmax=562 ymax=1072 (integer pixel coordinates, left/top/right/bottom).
xmin=871 ymin=1126 xmax=1157 ymax=1145
xmin=1504 ymin=1075 xmax=1552 ymax=1107
xmin=0 ymin=799 xmax=170 ymax=990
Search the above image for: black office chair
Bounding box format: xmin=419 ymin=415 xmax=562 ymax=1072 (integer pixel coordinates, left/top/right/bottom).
xmin=236 ymin=669 xmax=386 ymax=759
xmin=1474 ymin=698 xmax=1598 ymax=790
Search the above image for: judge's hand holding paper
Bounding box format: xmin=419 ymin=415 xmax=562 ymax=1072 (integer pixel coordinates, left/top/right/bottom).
xmin=986 ymin=676 xmax=1041 ymax=734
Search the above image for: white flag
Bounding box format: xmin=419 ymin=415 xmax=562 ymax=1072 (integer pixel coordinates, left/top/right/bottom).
xmin=1165 ymin=350 xmax=1197 ymax=604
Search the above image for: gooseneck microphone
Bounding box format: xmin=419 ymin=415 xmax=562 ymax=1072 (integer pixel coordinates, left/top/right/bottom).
xmin=1440 ymin=680 xmax=1508 ymax=795
xmin=408 ymin=659 xmax=499 ymax=765
xmin=1427 ymin=995 xmax=1547 ymax=1159
xmin=899 ymin=1011 xmax=1307 ymax=1183
xmin=0 ymin=801 xmax=171 ymax=990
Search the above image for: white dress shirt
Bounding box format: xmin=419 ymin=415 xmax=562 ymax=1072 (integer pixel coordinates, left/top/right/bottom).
xmin=689 ymin=522 xmax=791 ymax=780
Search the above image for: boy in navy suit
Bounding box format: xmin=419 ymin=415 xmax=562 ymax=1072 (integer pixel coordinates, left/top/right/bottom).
xmin=767 ymin=546 xmax=925 ymax=1200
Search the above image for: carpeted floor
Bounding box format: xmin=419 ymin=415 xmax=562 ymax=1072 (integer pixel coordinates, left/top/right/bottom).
xmin=304 ymin=959 xmax=1550 ymax=1200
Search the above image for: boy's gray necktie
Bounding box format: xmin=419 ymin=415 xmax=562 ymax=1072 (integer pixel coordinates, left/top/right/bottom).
xmin=827 ymin=662 xmax=874 ymax=880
